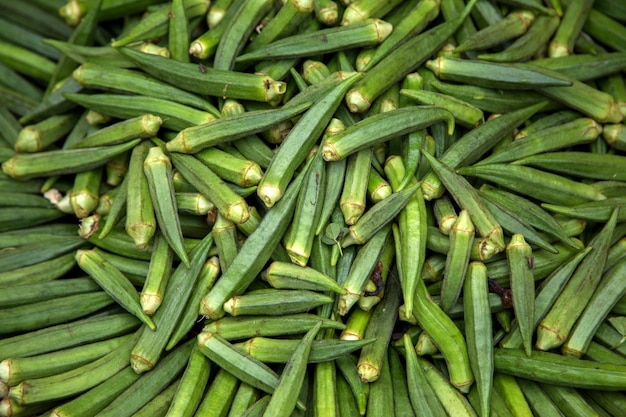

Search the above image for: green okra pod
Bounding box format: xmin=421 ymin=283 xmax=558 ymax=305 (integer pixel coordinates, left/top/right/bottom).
xmin=344 ymin=0 xmax=477 ymax=113
xmin=168 ymin=0 xmax=191 ymax=63
xmin=237 ymin=18 xmax=392 ymax=64
xmin=130 ymin=232 xmax=214 ymax=374
xmin=170 ymin=152 xmax=249 ymax=225
xmin=70 ymin=114 xmax=162 ymax=149
xmin=144 ymin=146 xmax=189 ymax=268
xmin=14 ymin=112 xmax=79 ymax=153
xmin=224 ymin=289 xmax=333 ymax=317
xmin=262 ymin=261 xmax=343 ymax=294
xmin=140 ymin=233 xmax=174 ymax=315
xmin=200 ymin=158 xmax=311 ymax=319
xmin=194 ymin=368 xmax=239 ymax=417
xmin=536 ymin=208 xmax=618 ymax=351
xmin=76 ymin=249 xmax=155 ymax=330
xmin=126 ymin=141 xmax=156 ymax=250
xmin=506 ymin=234 xmax=535 ymax=357
xmin=2 ymin=139 xmax=140 ymax=180
xmin=400 ymin=88 xmax=484 ymax=129
xmin=456 ymin=9 xmax=536 ymax=53
xmin=322 ymin=106 xmax=455 ymax=161
xmin=440 ymin=210 xmax=475 ymax=313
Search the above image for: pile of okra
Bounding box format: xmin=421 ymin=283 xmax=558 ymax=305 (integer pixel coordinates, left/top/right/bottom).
xmin=1 ymin=0 xmax=626 ymax=416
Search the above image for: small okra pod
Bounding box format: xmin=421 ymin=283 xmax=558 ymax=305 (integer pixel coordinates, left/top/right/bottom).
xmin=340 ymin=148 xmax=372 ymax=225
xmin=515 ymin=110 xmax=581 ymax=139
xmin=494 ymin=348 xmax=626 ymax=390
xmin=200 ymin=159 xmax=311 ymax=320
xmin=365 ymin=353 xmax=395 ymax=417
xmin=166 ymin=347 xmax=210 ymax=416
xmin=262 ymin=321 xmax=322 ymax=417
xmin=70 ymin=166 xmax=102 ymax=219
xmin=262 ymin=261 xmax=344 ymax=294
xmin=196 ymin=147 xmax=263 ymax=188
xmin=603 ymin=123 xmax=626 ymax=151
xmin=132 ymin=380 xmax=179 ymax=417
xmin=105 ymin=150 xmax=130 ymax=187
xmin=228 ymin=383 xmax=260 ymax=417
xmin=516 ymin=379 xmax=564 ymax=417
xmin=175 ymin=192 xmax=214 ymax=215
xmin=433 ymin=195 xmax=457 ymax=235
xmin=166 ymin=102 xmax=310 ymax=154
xmin=493 ymin=373 xmax=534 ymax=417
xmin=562 ymin=256 xmax=626 ymax=358
xmin=14 ymin=112 xmax=79 ymax=153
xmin=170 ymin=153 xmax=249 ymax=225
xmin=140 ymin=233 xmax=174 ymax=315
xmin=335 ymin=355 xmax=369 ymax=415
xmin=224 ymin=289 xmax=333 ymax=317
xmin=340 ymin=306 xmax=372 ymax=341
xmin=440 ymin=210 xmax=475 ymax=313
xmin=456 ymin=9 xmax=536 ymax=53
xmin=322 ymin=106 xmax=455 ymax=161
xmin=341 ymin=182 xmax=420 ymax=247
xmin=70 ymin=114 xmax=162 ymax=149
xmin=400 ymin=89 xmax=484 ymax=128
xmin=426 ymin=56 xmax=572 ymax=89
xmin=246 ymin=0 xmax=314 ymax=52
xmin=422 ymin=152 xmax=505 ymax=260
xmin=236 ymin=19 xmax=392 ymax=64
xmin=550 ymin=0 xmax=595 ymax=57
xmin=530 ymin=52 xmax=626 ymax=82
xmin=99 ymin=175 xmax=128 ymax=240
xmin=257 ymin=73 xmax=360 ymax=208
xmin=2 ymin=138 xmax=140 ymax=181
xmin=506 ymin=234 xmax=535 ymax=357
xmin=338 ymin=225 xmax=391 ymax=316
xmin=536 ymin=208 xmax=618 ymax=352
xmin=213 ymin=0 xmax=275 ymax=70
xmin=357 ymin=272 xmax=401 ymax=383
xmin=478 ymin=117 xmax=602 ymax=166
xmin=76 ymin=249 xmax=155 ymax=331
xmin=415 ymin=331 xmax=439 ymax=356
xmin=458 ymin=164 xmax=606 ymax=206
xmin=367 ymin=166 xmax=392 ymax=203
xmin=144 ymin=146 xmax=190 ymax=267
xmin=211 ymin=213 xmax=238 ymax=273
xmin=197 ymin=331 xmax=280 ymax=395
xmin=195 ymin=369 xmax=239 ymax=417
xmin=584 ymin=8 xmax=626 ymax=54
xmin=126 ymin=141 xmax=156 ymax=250
xmin=0 ymin=39 xmax=56 ymax=82
xmin=130 ymin=232 xmax=214 ymax=374
xmin=344 ymin=0 xmax=477 ymax=113
xmin=479 ymin=14 xmax=560 ymax=62
xmin=313 ymin=359 xmax=337 ymax=417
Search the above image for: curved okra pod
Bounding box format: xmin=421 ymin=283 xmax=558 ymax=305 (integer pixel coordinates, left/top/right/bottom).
xmin=422 ymin=152 xmax=505 ymax=260
xmin=322 ymin=106 xmax=454 ymax=161
xmin=403 ymin=334 xmax=446 ymax=417
xmin=1 ymin=139 xmax=140 ymax=180
xmin=344 ymin=0 xmax=477 ymax=113
xmin=143 ymin=146 xmax=189 ymax=268
xmin=514 ymin=151 xmax=626 ymax=182
xmin=412 ymin=277 xmax=474 ymax=392
xmin=456 ymin=9 xmax=536 ymax=53
xmin=458 ymin=163 xmax=607 ymax=206
xmin=542 ymin=197 xmax=626 ymax=222
xmin=237 ymin=19 xmax=392 ymax=64
xmin=257 ymin=73 xmax=360 ymax=208
xmin=400 ymin=88 xmax=484 ymax=128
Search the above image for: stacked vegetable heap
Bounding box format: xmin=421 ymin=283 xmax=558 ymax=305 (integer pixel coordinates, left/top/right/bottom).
xmin=2 ymin=0 xmax=626 ymax=416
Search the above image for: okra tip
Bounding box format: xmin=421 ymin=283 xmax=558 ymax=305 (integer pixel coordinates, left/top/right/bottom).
xmin=0 ymin=362 xmax=9 ymax=385
xmin=535 ymin=323 xmax=565 ymax=351
xmin=357 ymin=361 xmax=379 ymax=383
xmin=140 ymin=293 xmax=162 ymax=316
xmin=321 ymin=141 xmax=341 ymax=161
xmin=130 ymin=353 xmax=155 ymax=375
xmin=257 ymin=184 xmax=283 ymax=208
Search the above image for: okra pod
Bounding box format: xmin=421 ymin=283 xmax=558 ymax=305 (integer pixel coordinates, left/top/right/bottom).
xmin=506 ymin=234 xmax=535 ymax=357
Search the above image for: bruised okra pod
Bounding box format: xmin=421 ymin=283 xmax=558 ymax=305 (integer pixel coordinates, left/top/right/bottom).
xmin=506 ymin=234 xmax=535 ymax=357
xmin=143 ymin=146 xmax=190 ymax=268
